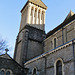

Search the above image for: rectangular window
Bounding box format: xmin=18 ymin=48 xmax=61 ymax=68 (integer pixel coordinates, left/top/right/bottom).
xmin=54 ymin=38 xmax=56 ymax=48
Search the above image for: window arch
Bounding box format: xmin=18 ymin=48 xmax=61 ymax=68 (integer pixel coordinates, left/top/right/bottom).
xmin=54 ymin=58 xmax=64 ymax=75
xmin=0 ymin=70 xmax=5 ymax=75
xmin=32 ymin=68 xmax=37 ymax=75
xmin=6 ymin=71 xmax=10 ymax=75
xmin=0 ymin=69 xmax=13 ymax=75
xmin=6 ymin=69 xmax=13 ymax=75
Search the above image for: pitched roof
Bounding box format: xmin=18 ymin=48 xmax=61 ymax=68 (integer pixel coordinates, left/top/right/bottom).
xmin=46 ymin=11 xmax=75 ymax=38
xmin=64 ymin=10 xmax=74 ymax=22
xmin=21 ymin=0 xmax=47 ymax=12
xmin=0 ymin=54 xmax=28 ymax=70
xmin=0 ymin=54 xmax=11 ymax=59
xmin=28 ymin=0 xmax=47 ymax=9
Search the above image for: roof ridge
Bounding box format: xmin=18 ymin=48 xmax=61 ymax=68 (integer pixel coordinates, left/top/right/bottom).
xmin=46 ymin=14 xmax=75 ymax=38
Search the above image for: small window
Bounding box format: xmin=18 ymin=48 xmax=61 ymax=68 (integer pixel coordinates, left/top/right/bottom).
xmin=31 ymin=7 xmax=33 ymax=24
xmin=34 ymin=9 xmax=37 ymax=17
xmin=0 ymin=70 xmax=5 ymax=75
xmin=38 ymin=10 xmax=40 ymax=24
xmin=33 ymin=68 xmax=37 ymax=75
xmin=35 ymin=9 xmax=37 ymax=24
xmin=6 ymin=71 xmax=10 ymax=75
xmin=51 ymin=41 xmax=53 ymax=49
xmin=54 ymin=38 xmax=56 ymax=48
xmin=56 ymin=60 xmax=62 ymax=75
xmin=41 ymin=12 xmax=43 ymax=20
xmin=38 ymin=10 xmax=40 ymax=18
xmin=31 ymin=8 xmax=33 ymax=16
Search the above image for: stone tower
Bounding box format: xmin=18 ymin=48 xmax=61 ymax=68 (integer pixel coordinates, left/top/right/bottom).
xmin=14 ymin=0 xmax=47 ymax=66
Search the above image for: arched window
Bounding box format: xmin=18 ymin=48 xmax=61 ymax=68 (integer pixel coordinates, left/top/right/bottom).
xmin=0 ymin=70 xmax=5 ymax=75
xmin=31 ymin=7 xmax=33 ymax=16
xmin=34 ymin=9 xmax=37 ymax=24
xmin=41 ymin=11 xmax=44 ymax=24
xmin=38 ymin=10 xmax=40 ymax=24
xmin=54 ymin=38 xmax=56 ymax=48
xmin=6 ymin=71 xmax=10 ymax=75
xmin=51 ymin=41 xmax=53 ymax=49
xmin=31 ymin=7 xmax=33 ymax=24
xmin=33 ymin=68 xmax=37 ymax=75
xmin=56 ymin=60 xmax=62 ymax=75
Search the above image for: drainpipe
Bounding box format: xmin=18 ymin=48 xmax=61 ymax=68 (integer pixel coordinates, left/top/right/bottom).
xmin=43 ymin=56 xmax=47 ymax=75
xmin=72 ymin=40 xmax=75 ymax=75
xmin=42 ymin=34 xmax=46 ymax=53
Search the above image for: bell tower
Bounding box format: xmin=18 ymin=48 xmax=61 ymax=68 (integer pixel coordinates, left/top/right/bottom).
xmin=14 ymin=0 xmax=47 ymax=66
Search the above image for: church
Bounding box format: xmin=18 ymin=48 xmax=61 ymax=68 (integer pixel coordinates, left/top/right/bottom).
xmin=0 ymin=0 xmax=75 ymax=75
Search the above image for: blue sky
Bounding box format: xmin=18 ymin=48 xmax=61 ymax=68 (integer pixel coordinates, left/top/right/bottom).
xmin=0 ymin=0 xmax=75 ymax=57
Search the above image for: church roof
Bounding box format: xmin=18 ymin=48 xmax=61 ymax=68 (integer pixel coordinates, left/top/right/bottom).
xmin=0 ymin=54 xmax=11 ymax=59
xmin=64 ymin=10 xmax=74 ymax=22
xmin=21 ymin=0 xmax=47 ymax=12
xmin=0 ymin=54 xmax=29 ymax=70
xmin=46 ymin=11 xmax=75 ymax=38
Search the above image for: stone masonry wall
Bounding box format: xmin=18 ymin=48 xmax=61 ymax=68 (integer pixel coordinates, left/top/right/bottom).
xmin=25 ymin=25 xmax=45 ymax=61
xmin=0 ymin=57 xmax=25 ymax=75
xmin=44 ymin=20 xmax=75 ymax=52
xmin=25 ymin=42 xmax=75 ymax=75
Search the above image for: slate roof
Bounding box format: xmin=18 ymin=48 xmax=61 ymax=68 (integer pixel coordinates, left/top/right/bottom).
xmin=46 ymin=11 xmax=75 ymax=38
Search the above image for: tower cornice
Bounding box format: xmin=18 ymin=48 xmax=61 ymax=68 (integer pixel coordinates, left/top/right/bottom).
xmin=21 ymin=0 xmax=47 ymax=13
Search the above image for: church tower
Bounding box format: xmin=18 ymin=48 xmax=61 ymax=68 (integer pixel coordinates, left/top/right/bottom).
xmin=14 ymin=0 xmax=47 ymax=66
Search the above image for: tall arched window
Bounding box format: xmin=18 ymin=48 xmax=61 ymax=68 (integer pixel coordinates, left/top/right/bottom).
xmin=54 ymin=38 xmax=56 ymax=48
xmin=34 ymin=9 xmax=37 ymax=24
xmin=33 ymin=68 xmax=37 ymax=75
xmin=56 ymin=60 xmax=62 ymax=75
xmin=31 ymin=7 xmax=33 ymax=24
xmin=41 ymin=11 xmax=44 ymax=24
xmin=38 ymin=10 xmax=40 ymax=24
xmin=51 ymin=41 xmax=53 ymax=49
xmin=6 ymin=71 xmax=10 ymax=75
xmin=0 ymin=70 xmax=5 ymax=75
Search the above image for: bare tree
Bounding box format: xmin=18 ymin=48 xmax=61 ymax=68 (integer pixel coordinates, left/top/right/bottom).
xmin=0 ymin=40 xmax=7 ymax=54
